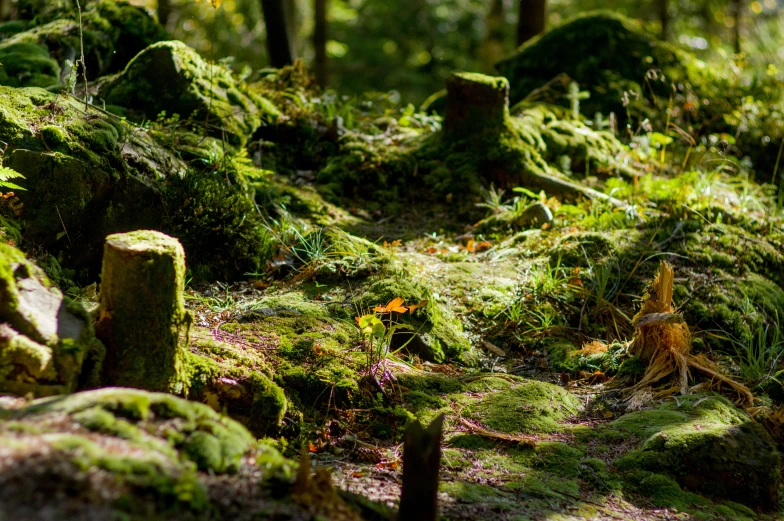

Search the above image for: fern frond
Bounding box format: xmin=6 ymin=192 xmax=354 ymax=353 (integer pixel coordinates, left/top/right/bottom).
xmin=0 ymin=166 xmax=25 ymax=191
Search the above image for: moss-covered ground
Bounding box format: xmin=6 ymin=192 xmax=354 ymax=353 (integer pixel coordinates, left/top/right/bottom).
xmin=2 ymin=6 xmax=784 ymax=520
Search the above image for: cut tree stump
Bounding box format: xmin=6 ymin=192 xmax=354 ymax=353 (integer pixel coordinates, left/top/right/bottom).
xmin=398 ymin=414 xmax=444 ymax=521
xmin=444 ymin=72 xmax=510 ymax=140
xmin=95 ymin=230 xmax=191 ymax=393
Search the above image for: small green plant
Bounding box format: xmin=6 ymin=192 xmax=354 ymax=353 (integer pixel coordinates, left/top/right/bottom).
xmin=355 ymin=297 xmax=426 ymax=378
xmin=729 ymin=313 xmax=784 ymax=383
xmin=0 ymin=166 xmax=24 ymax=194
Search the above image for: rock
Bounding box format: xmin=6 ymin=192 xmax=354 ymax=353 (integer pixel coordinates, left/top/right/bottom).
xmin=0 ymin=388 xmax=294 ymax=520
xmin=613 ymin=395 xmax=781 ymax=508
xmin=101 ymin=40 xmax=280 ymax=146
xmin=96 ymin=230 xmax=191 ymax=394
xmin=515 ymin=202 xmax=553 ymax=229
xmin=496 ymin=11 xmax=701 ymax=121
xmin=0 ymin=0 xmax=168 ymax=88
xmin=0 ymin=243 xmax=104 ymax=396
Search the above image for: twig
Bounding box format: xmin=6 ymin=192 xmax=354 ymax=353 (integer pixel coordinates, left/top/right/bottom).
xmin=54 ymin=206 xmax=71 ymax=245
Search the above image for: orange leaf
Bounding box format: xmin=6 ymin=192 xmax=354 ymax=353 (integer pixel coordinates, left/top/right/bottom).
xmin=475 ymin=241 xmax=492 ymax=252
xmin=465 ymin=239 xmax=476 ymax=253
xmin=374 ymin=297 xmax=407 ymax=314
xmin=425 ymin=246 xmax=440 ymax=254
xmin=407 ymin=300 xmax=428 ymax=313
xmin=308 ymin=442 xmax=319 ymax=453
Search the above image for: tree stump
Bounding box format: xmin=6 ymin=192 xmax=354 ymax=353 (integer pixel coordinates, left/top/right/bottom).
xmin=444 ymin=72 xmax=510 ymax=140
xmin=95 ymin=230 xmax=191 ymax=393
xmin=398 ymin=414 xmax=444 ymax=521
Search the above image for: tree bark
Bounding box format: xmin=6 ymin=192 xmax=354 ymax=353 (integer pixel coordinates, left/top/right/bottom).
xmin=658 ymin=0 xmax=670 ymax=40
xmin=481 ymin=0 xmax=505 ymax=73
xmin=0 ymin=0 xmax=13 ymax=21
xmin=96 ymin=230 xmax=191 ymax=394
xmin=517 ymin=0 xmax=547 ymax=47
xmin=158 ymin=0 xmax=172 ymax=29
xmin=261 ymin=0 xmax=296 ymax=68
xmin=314 ymin=0 xmax=328 ymax=86
xmin=444 ymin=72 xmax=510 ymax=140
xmin=398 ymin=415 xmax=444 ymax=521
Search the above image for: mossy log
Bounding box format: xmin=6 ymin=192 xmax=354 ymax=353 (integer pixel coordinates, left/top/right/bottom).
xmin=95 ymin=230 xmax=191 ymax=393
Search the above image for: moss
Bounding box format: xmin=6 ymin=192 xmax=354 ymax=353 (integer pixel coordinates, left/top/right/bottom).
xmin=0 ymin=243 xmax=101 ymax=397
xmin=463 ymin=380 xmax=581 ymax=434
xmin=0 ymin=42 xmax=60 ymax=88
xmin=402 ymin=390 xmax=447 ymax=414
xmin=247 ymin=371 xmax=287 ymax=436
xmin=358 ymin=272 xmax=471 ymax=362
xmin=612 ymin=395 xmax=780 ymax=508
xmin=96 ymin=230 xmax=191 ymax=395
xmin=18 ymin=388 xmax=256 ymax=474
xmin=531 ymin=441 xmax=584 ymax=477
xmin=6 ymin=0 xmax=167 ymax=83
xmin=101 ymin=40 xmax=279 ymax=147
xmin=497 ymin=11 xmax=707 ymax=124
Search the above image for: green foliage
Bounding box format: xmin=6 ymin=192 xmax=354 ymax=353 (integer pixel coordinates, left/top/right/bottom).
xmin=0 ymin=166 xmax=24 ymax=192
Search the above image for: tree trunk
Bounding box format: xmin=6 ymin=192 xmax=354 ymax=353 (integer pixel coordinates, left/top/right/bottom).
xmin=398 ymin=415 xmax=444 ymax=521
xmin=261 ymin=0 xmax=296 ymax=68
xmin=314 ymin=0 xmax=328 ymax=86
xmin=658 ymin=0 xmax=670 ymax=40
xmin=481 ymin=0 xmax=505 ymax=73
xmin=96 ymin=230 xmax=191 ymax=394
xmin=158 ymin=0 xmax=172 ymax=29
xmin=0 ymin=0 xmax=13 ymax=21
xmin=731 ymin=0 xmax=742 ymax=54
xmin=444 ymin=72 xmax=510 ymax=140
xmin=517 ymin=0 xmax=547 ymax=47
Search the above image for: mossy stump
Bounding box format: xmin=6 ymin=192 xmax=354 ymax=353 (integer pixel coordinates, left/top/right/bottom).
xmin=96 ymin=230 xmax=191 ymax=394
xmin=444 ymin=72 xmax=510 ymax=140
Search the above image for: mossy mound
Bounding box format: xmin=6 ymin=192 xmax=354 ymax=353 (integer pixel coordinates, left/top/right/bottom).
xmin=357 ymin=271 xmax=472 ymax=363
xmin=463 ymin=379 xmax=581 ymax=434
xmin=0 ymin=242 xmax=103 ymax=396
xmin=497 ymin=11 xmax=706 ymax=121
xmin=0 ymin=388 xmax=304 ymax=520
xmin=101 ymin=40 xmax=279 ymax=146
xmin=613 ymin=394 xmax=781 ymax=508
xmin=0 ymin=85 xmax=271 ymax=280
xmin=0 ymin=0 xmax=167 ymax=88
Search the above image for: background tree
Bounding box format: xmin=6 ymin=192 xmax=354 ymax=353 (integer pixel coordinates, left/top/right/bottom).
xmin=730 ymin=0 xmax=743 ymax=54
xmin=481 ymin=0 xmax=505 ymax=73
xmin=158 ymin=0 xmax=172 ymax=28
xmin=517 ymin=0 xmax=547 ymax=46
xmin=658 ymin=0 xmax=669 ymax=40
xmin=261 ymin=0 xmax=295 ymax=67
xmin=314 ymin=0 xmax=327 ymax=86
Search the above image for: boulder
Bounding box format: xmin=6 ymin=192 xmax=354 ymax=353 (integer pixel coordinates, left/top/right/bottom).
xmin=100 ymin=40 xmax=280 ymax=146
xmin=0 ymin=388 xmax=288 ymax=520
xmin=0 ymin=242 xmax=103 ymax=396
xmin=496 ymin=11 xmax=704 ymax=121
xmin=0 ymin=0 xmax=168 ymax=88
xmin=613 ymin=394 xmax=781 ymax=508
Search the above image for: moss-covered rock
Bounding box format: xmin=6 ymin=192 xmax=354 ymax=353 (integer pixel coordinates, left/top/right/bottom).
xmin=101 ymin=40 xmax=279 ymax=146
xmin=0 ymin=242 xmax=103 ymax=396
xmin=497 ymin=11 xmax=706 ymax=122
xmin=0 ymin=85 xmax=271 ymax=280
xmin=0 ymin=388 xmax=304 ymax=520
xmin=613 ymin=395 xmax=781 ymax=508
xmin=358 ymin=271 xmax=471 ymax=363
xmin=4 ymin=0 xmax=168 ymax=85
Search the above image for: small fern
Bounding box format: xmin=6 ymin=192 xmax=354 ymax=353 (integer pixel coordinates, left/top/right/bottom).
xmin=0 ymin=166 xmax=25 ymax=192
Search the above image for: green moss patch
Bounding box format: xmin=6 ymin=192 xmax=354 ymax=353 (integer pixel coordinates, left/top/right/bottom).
xmin=463 ymin=379 xmax=581 ymax=434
